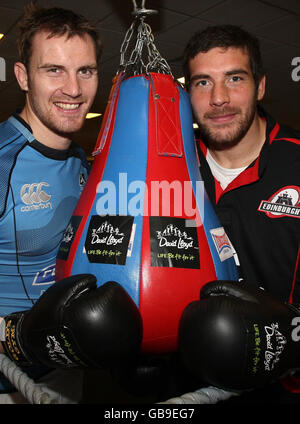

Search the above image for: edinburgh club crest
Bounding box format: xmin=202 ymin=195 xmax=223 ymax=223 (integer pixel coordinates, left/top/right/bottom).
xmin=258 ymin=186 xmax=300 ymax=219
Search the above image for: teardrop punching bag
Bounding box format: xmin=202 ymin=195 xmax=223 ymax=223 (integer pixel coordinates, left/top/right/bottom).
xmin=56 ymin=8 xmax=238 ymax=354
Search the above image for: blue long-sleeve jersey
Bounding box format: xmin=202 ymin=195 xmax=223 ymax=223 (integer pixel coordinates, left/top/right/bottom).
xmin=0 ymin=114 xmax=89 ymax=315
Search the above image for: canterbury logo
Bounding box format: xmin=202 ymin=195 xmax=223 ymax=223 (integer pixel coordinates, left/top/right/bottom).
xmin=20 ymin=183 xmax=52 ymax=212
xmin=21 ymin=182 xmax=51 ymax=205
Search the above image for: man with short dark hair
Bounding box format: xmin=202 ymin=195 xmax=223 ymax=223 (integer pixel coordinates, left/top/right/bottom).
xmin=182 ymin=24 xmax=300 ymax=403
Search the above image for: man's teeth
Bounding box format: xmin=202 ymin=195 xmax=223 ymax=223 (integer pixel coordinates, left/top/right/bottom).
xmin=55 ymin=103 xmax=80 ymax=110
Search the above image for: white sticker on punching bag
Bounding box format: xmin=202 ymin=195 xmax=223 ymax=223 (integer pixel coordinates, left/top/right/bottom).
xmin=210 ymin=227 xmax=234 ymax=262
xmin=127 ymin=224 xmax=136 ymax=257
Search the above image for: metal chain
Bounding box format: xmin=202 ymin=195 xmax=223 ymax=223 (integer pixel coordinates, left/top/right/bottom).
xmin=118 ymin=0 xmax=172 ymax=76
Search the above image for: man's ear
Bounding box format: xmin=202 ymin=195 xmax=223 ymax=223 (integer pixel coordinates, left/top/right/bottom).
xmin=14 ymin=62 xmax=29 ymax=92
xmin=257 ymin=75 xmax=266 ymax=101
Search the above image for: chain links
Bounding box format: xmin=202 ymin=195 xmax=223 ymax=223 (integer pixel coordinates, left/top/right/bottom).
xmin=132 ymin=0 xmax=145 ymax=11
xmin=118 ymin=0 xmax=172 ymax=77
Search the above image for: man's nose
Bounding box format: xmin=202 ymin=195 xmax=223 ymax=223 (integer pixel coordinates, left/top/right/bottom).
xmin=62 ymin=73 xmax=82 ymax=98
xmin=210 ymin=82 xmax=230 ymax=107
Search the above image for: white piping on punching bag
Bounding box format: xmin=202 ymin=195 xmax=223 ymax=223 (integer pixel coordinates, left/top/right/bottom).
xmin=55 ymin=6 xmax=239 ymax=355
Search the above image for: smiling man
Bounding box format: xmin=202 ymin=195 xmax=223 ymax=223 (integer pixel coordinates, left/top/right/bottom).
xmin=188 ymin=46 xmax=266 ymax=166
xmin=15 ymin=19 xmax=99 ymax=149
xmin=181 ymin=25 xmax=300 ymax=404
xmin=0 ymin=4 xmax=102 ymax=403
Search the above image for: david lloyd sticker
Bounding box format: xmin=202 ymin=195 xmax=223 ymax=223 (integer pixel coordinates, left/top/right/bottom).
xmin=57 ymin=216 xmax=83 ymax=260
xmin=85 ymin=215 xmax=134 ymax=265
xmin=150 ymin=217 xmax=200 ymax=269
xmin=258 ymin=186 xmax=300 ymax=219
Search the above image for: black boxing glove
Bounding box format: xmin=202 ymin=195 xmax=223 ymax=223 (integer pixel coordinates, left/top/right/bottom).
xmin=2 ymin=274 xmax=142 ymax=369
xmin=178 ymin=280 xmax=300 ymax=391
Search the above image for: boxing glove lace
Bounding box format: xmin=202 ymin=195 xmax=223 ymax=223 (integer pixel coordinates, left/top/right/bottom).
xmin=2 ymin=274 xmax=142 ymax=369
xmin=179 ymin=280 xmax=300 ymax=391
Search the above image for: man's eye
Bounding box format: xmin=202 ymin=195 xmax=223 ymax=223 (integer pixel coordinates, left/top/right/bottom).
xmin=48 ymin=68 xmax=61 ymax=74
xmin=197 ymin=80 xmax=208 ymax=86
xmin=192 ymin=79 xmax=209 ymax=88
xmin=79 ymin=68 xmax=97 ymax=78
xmin=230 ymin=76 xmax=242 ymax=82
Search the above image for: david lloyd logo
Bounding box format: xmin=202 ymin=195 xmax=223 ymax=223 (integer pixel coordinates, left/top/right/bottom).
xmin=90 ymin=221 xmax=126 ymax=247
xmin=85 ymin=216 xmax=134 ymax=265
xmin=156 ymin=224 xmax=194 ymax=250
xmin=264 ymin=323 xmax=286 ymax=372
xmin=149 ymin=217 xmax=200 ymax=269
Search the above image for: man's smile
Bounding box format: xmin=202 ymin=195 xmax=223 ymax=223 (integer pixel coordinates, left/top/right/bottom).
xmin=208 ymin=113 xmax=237 ymax=125
xmin=54 ymin=102 xmax=82 ymax=111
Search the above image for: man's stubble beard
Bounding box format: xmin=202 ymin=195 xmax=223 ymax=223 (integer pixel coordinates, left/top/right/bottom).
xmin=30 ymin=96 xmax=85 ymax=138
xmin=27 ymin=79 xmax=86 ymax=139
xmin=196 ymin=97 xmax=257 ymax=151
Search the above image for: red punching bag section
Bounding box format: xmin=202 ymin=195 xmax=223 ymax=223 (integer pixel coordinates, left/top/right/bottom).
xmin=56 ymin=10 xmax=238 ymax=354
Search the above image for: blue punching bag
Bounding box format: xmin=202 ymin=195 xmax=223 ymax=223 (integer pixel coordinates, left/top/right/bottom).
xmin=56 ymin=8 xmax=238 ymax=354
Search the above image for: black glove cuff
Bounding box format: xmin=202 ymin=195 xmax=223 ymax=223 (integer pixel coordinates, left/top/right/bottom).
xmin=3 ymin=312 xmax=35 ymax=367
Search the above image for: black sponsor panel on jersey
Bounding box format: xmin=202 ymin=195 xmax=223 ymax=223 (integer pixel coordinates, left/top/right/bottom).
xmin=85 ymin=215 xmax=134 ymax=265
xmin=150 ymin=216 xmax=200 ymax=269
xmin=57 ymin=216 xmax=83 ymax=260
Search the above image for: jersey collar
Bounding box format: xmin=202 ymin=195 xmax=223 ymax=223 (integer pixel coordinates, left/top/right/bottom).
xmin=197 ymin=107 xmax=280 ymax=203
xmin=11 ymin=113 xmax=75 ymax=161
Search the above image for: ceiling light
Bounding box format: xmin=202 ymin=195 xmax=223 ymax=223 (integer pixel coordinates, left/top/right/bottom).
xmin=86 ymin=113 xmax=102 ymax=119
xmin=0 ymin=34 xmax=4 ymax=41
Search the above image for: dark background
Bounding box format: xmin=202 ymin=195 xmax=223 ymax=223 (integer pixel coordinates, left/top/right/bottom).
xmin=0 ymin=0 xmax=299 ymax=159
xmin=0 ymin=0 xmax=299 ymax=403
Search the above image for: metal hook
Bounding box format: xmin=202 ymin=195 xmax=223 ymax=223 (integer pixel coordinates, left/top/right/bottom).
xmin=131 ymin=0 xmax=158 ymax=18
